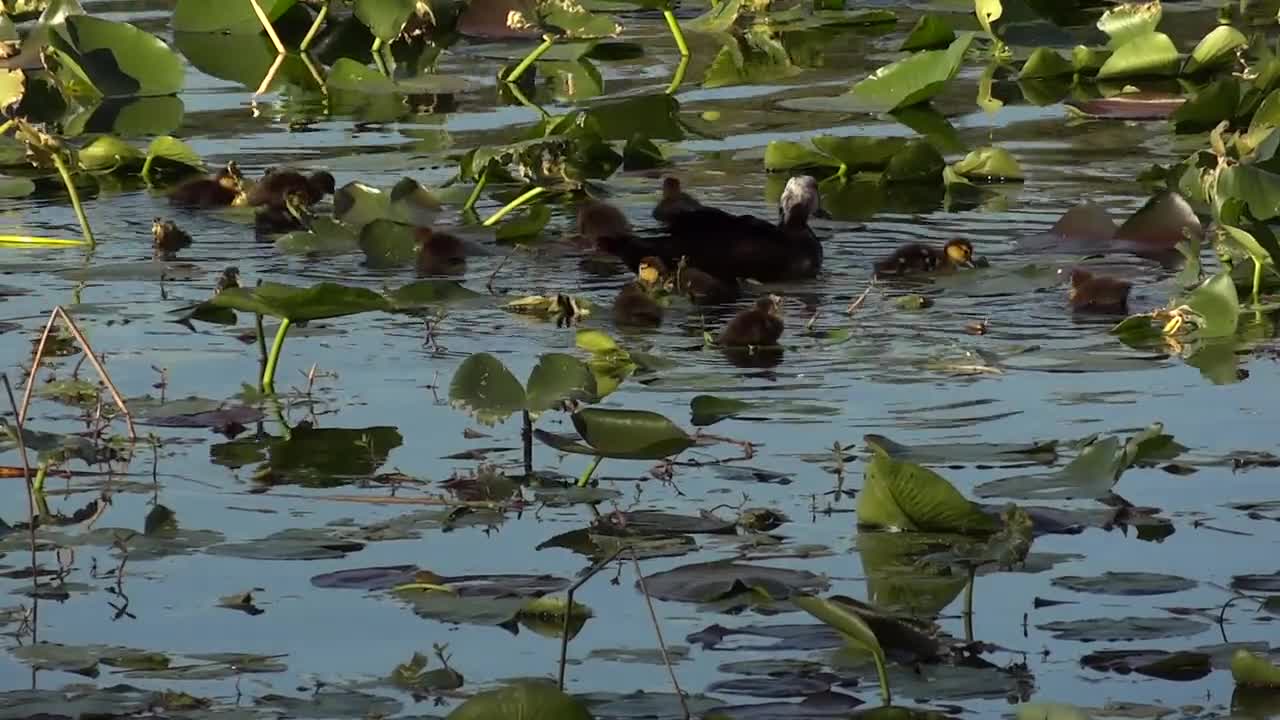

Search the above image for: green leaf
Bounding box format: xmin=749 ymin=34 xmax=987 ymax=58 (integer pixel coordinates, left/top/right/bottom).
xmin=449 ymin=353 xmax=527 ymax=426
xmin=495 ymin=204 xmax=552 ymax=242
xmin=791 ymin=593 xmax=886 ymax=658
xmin=173 ymin=0 xmax=299 ymax=34
xmin=1232 ymin=649 xmax=1280 ymax=688
xmin=446 ymin=681 xmax=592 ymax=720
xmin=570 ymin=408 xmax=694 ymax=460
xmin=690 ymin=394 xmax=754 ymax=426
xmin=59 ymin=15 xmax=184 ymax=97
xmin=575 ymin=329 xmax=621 ymax=354
xmin=844 ymin=32 xmax=975 ymax=113
xmin=386 ymin=280 xmax=483 ymax=310
xmin=621 ymin=134 xmax=664 ymax=171
xmin=78 ymin=135 xmax=144 ymax=174
xmin=525 ymin=353 xmax=596 ymax=415
xmin=0 ymin=175 xmax=35 ymax=198
xmin=883 ymin=140 xmax=945 ymax=183
xmin=1096 ymin=32 xmax=1180 ymax=80
xmin=327 ymin=58 xmax=473 ymax=95
xmin=1019 ymin=47 xmax=1073 ymax=79
xmin=974 ymin=0 xmax=1002 ymax=40
xmin=812 ymin=136 xmax=906 ymax=170
xmin=1249 ymin=89 xmax=1280 ymax=135
xmin=951 ymin=146 xmax=1023 ymax=181
xmin=901 ymin=15 xmax=954 ymax=51
xmin=763 ymin=140 xmax=839 ymax=173
xmin=1170 ymin=78 xmax=1239 ymax=134
xmin=1178 ymin=270 xmax=1239 ymax=337
xmin=1217 ymin=165 xmax=1280 ymax=221
xmin=208 ymin=282 xmax=392 ymax=322
xmin=1015 ymin=703 xmax=1093 ymax=720
xmin=276 ymin=218 xmax=360 ymax=256
xmin=354 ymin=0 xmax=417 ymax=41
xmin=1072 ymin=45 xmax=1111 ymax=74
xmin=1097 ymin=1 xmax=1162 ymax=50
xmin=358 ymin=219 xmax=418 ymax=269
xmin=539 ymin=0 xmax=621 ymax=40
xmin=858 ymin=452 xmax=998 ymax=534
xmin=686 ymin=0 xmax=741 ymax=34
xmin=1183 ymin=25 xmax=1246 ymax=75
xmin=145 ymin=136 xmax=204 ymax=176
xmin=0 ymin=68 xmax=24 ymax=111
xmin=334 ymin=181 xmax=391 ymax=230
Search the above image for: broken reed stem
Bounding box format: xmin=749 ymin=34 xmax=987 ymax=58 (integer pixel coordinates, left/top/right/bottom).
xmin=963 ymin=565 xmax=976 ymax=644
xmin=248 ymin=0 xmax=286 ymax=54
xmin=521 ymin=410 xmax=533 ymax=477
xmin=50 ymin=153 xmax=94 ymax=249
xmin=846 ymin=280 xmax=875 ymax=315
xmin=254 ymin=52 xmax=286 ymax=97
xmin=631 ymin=548 xmax=689 ymax=719
xmin=20 ymin=307 xmax=135 ymax=440
xmin=558 ymin=547 xmax=625 ymax=691
xmin=299 ymin=0 xmax=328 ymax=51
xmin=487 ymin=244 xmax=518 ymax=295
xmin=2 ymin=373 xmax=39 ymax=642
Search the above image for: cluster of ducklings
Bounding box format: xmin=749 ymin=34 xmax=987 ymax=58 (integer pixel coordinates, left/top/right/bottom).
xmin=156 ymin=165 xmax=1134 ymax=345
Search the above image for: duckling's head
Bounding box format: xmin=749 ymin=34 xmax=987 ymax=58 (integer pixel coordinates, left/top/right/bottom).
xmin=661 ymin=177 xmax=683 ymax=199
xmin=216 ymin=161 xmax=244 ymax=191
xmin=944 ymin=239 xmax=975 ymax=267
xmin=756 ymin=293 xmax=783 ymax=316
xmin=637 ymin=256 xmax=667 ymax=287
xmin=779 ymin=175 xmax=820 ymax=227
xmin=151 ymin=217 xmax=163 ymax=235
xmin=1066 ymin=268 xmax=1092 ymax=301
xmin=309 ymin=171 xmax=336 ymax=196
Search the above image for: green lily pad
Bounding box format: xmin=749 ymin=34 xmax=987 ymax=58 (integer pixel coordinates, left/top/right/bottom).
xmin=354 ymin=0 xmax=418 ymax=41
xmin=208 ymin=282 xmax=391 ymax=322
xmin=974 ymin=436 xmax=1124 ymax=500
xmin=1171 ymin=78 xmax=1239 ymax=133
xmin=387 ymin=280 xmax=483 ymax=310
xmin=951 ymin=146 xmax=1023 ymax=181
xmin=1097 ymin=1 xmax=1161 ymax=49
xmin=1051 ymin=572 xmax=1196 ymax=596
xmin=77 ymin=134 xmax=144 ymax=173
xmin=276 ymin=218 xmax=360 ymax=256
xmin=791 ymin=593 xmax=886 ymax=667
xmin=1179 ymin=270 xmax=1240 ymax=338
xmin=1184 ymin=24 xmax=1247 ymax=75
xmin=144 ymin=136 xmax=204 ymax=177
xmin=863 ymin=434 xmax=1057 ymax=465
xmin=359 ymin=219 xmax=418 ymax=269
xmin=1233 ymin=649 xmax=1280 ymax=689
xmin=327 ymin=57 xmax=473 ymax=95
xmin=858 ymin=451 xmax=998 ymax=534
xmin=173 ymin=0 xmax=299 ymax=34
xmin=901 ymin=14 xmax=953 ymax=51
xmin=1038 ymin=616 xmax=1210 ymax=642
xmin=449 ymin=352 xmax=527 ymax=426
xmin=526 ymin=353 xmax=596 ymax=416
xmin=56 ymin=15 xmax=184 ymax=97
xmin=569 ymin=408 xmax=694 ymax=460
xmin=447 ymin=681 xmax=591 ymax=720
xmin=640 ymin=560 xmax=828 ymax=603
xmin=1019 ymin=47 xmax=1073 ymax=79
xmin=1096 ymin=32 xmax=1180 ymax=80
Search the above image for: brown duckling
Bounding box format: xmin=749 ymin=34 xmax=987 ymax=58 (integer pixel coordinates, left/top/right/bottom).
xmin=152 ymin=217 xmax=192 ymax=258
xmin=719 ymin=294 xmax=784 ymax=348
xmin=873 ymin=239 xmax=975 ymax=278
xmin=1067 ymin=268 xmax=1131 ymax=314
xmin=613 ymin=256 xmax=667 ymax=327
xmin=652 ymin=176 xmax=702 ymax=225
xmin=215 ymin=267 xmax=240 ymax=294
xmin=168 ymin=161 xmax=245 ymax=208
xmin=247 ymin=168 xmax=335 ymax=210
xmin=675 ymin=255 xmax=738 ymax=305
xmin=576 ymin=197 xmax=632 ymax=247
xmin=602 ymin=175 xmax=823 ymax=284
xmin=415 ymin=227 xmax=466 ymax=276
xmin=254 ymin=189 xmax=313 ymax=234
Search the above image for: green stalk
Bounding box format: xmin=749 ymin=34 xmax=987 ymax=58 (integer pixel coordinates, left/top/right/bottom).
xmin=871 ymin=650 xmax=891 ymax=706
xmin=371 ymin=39 xmax=389 ymax=76
xmin=663 ymin=10 xmax=689 ymax=57
xmin=505 ymin=36 xmax=555 ymax=84
xmin=261 ymin=317 xmax=293 ymax=394
xmin=1252 ymin=258 xmax=1262 ymax=305
xmin=300 ymin=0 xmax=328 ymax=51
xmin=31 ymin=460 xmax=47 ymax=496
xmin=505 ymin=80 xmax=550 ymax=119
xmin=248 ymin=0 xmax=287 ymax=54
xmin=462 ymin=167 xmax=489 ymax=213
xmin=665 ymin=54 xmax=689 ymax=95
xmin=576 ymin=456 xmax=603 ymax=487
xmin=482 ymin=186 xmax=547 ymax=227
xmin=51 ymin=153 xmax=94 ymax=249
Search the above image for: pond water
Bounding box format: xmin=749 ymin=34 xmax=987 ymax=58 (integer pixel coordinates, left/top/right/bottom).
xmin=2 ymin=0 xmax=1280 ymax=718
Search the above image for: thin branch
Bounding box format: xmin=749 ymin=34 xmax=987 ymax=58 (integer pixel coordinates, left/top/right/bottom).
xmin=2 ymin=373 xmax=38 ymax=642
xmin=631 ymin=548 xmax=689 ymax=719
xmin=558 ymin=547 xmax=625 ymax=690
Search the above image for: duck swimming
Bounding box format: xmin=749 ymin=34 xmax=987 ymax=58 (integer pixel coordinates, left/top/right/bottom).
xmin=216 ymin=267 xmax=240 ymax=294
xmin=168 ymin=161 xmax=245 ymax=208
xmin=719 ymin=294 xmax=784 ymax=348
xmin=873 ymin=239 xmax=976 ymax=278
xmin=1067 ymin=268 xmax=1131 ymax=314
xmin=601 ymin=175 xmax=823 ymax=284
xmin=247 ymin=168 xmax=335 ymax=210
xmin=415 ymin=227 xmax=467 ymax=276
xmin=576 ymin=197 xmax=632 ymax=248
xmin=613 ymin=256 xmax=667 ymax=328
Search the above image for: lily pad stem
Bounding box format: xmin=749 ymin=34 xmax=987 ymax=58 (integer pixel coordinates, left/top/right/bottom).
xmin=482 ymin=186 xmax=547 ymax=227
xmin=522 ymin=410 xmax=533 ymax=477
xmin=665 ymin=54 xmax=689 ymax=95
xmin=505 ymin=35 xmax=555 ymax=84
xmin=871 ymin=649 xmax=891 ymax=706
xmin=51 ymin=153 xmax=94 ymax=249
xmin=576 ymin=455 xmax=603 ymax=487
xmin=663 ymin=10 xmax=690 ymax=57
xmin=1252 ymin=258 xmax=1262 ymax=305
xmin=248 ymin=0 xmax=287 ymax=54
xmin=255 ymin=312 xmax=268 ymax=371
xmin=32 ymin=460 xmax=47 ymax=496
xmin=300 ymin=0 xmax=329 ymax=52
xmin=262 ymin=317 xmax=293 ymax=394
xmin=371 ymin=39 xmax=389 ymax=76
xmin=462 ymin=167 xmax=488 ymax=213
xmin=963 ymin=566 xmax=976 ymax=644
xmin=0 ymin=119 xmax=12 ymax=136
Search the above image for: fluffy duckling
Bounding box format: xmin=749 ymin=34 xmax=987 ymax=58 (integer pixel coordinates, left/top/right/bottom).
xmin=151 ymin=217 xmax=192 ymax=258
xmin=254 ymin=189 xmax=313 ymax=234
xmin=247 ymin=168 xmax=335 ymax=210
xmin=1067 ymin=268 xmax=1131 ymax=314
xmin=719 ymin=294 xmax=784 ymax=348
xmin=613 ymin=256 xmax=667 ymax=327
xmin=215 ymin=267 xmax=240 ymax=294
xmin=168 ymin=161 xmax=245 ymax=208
xmin=576 ymin=197 xmax=632 ymax=247
xmin=675 ymin=255 xmax=738 ymax=305
xmin=415 ymin=227 xmax=466 ymax=276
xmin=652 ymin=177 xmax=702 ymax=225
xmin=873 ymin=239 xmax=975 ymax=278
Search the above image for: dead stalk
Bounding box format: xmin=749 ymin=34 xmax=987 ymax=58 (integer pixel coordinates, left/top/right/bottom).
xmin=558 ymin=547 xmax=625 ymax=690
xmin=631 ymin=548 xmax=689 ymax=719
xmin=846 ymin=280 xmax=875 ymax=315
xmin=487 ymin=245 xmax=518 ymax=295
xmin=2 ymin=373 xmax=39 ymax=642
xmin=19 ymin=307 xmax=135 ymax=440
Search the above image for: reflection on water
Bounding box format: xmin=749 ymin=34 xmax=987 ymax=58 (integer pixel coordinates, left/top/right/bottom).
xmin=0 ymin=0 xmax=1278 ymax=717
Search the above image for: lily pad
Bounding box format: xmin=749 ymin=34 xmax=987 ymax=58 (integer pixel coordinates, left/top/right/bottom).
xmin=54 ymin=15 xmax=185 ymax=97
xmin=1038 ymin=616 xmax=1210 ymax=642
xmin=858 ymin=451 xmax=998 ymax=534
xmin=640 ymin=561 xmax=828 ymax=603
xmin=1051 ymin=572 xmax=1196 ymax=596
xmin=207 ymin=281 xmax=391 ymax=321
xmin=1233 ymin=649 xmax=1280 ymax=689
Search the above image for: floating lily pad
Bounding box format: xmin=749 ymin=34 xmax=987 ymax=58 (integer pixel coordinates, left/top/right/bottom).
xmin=1051 ymin=572 xmax=1195 ymax=597
xmin=1038 ymin=616 xmax=1210 ymax=642
xmin=641 ymin=561 xmax=828 ymax=603
xmin=208 ymin=281 xmax=392 ymax=321
xmin=1081 ymin=648 xmax=1212 ymax=681
xmin=864 ymin=434 xmax=1057 ymax=465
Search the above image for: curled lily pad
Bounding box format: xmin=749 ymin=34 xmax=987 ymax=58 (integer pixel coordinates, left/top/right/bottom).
xmin=207 ymin=282 xmax=392 ymax=321
xmin=526 ymin=353 xmax=596 ymax=415
xmin=1020 ymin=48 xmax=1073 ymax=79
xmin=569 ymin=408 xmax=694 ymax=460
xmin=858 ymin=451 xmax=998 ymax=534
xmin=951 ymin=146 xmax=1023 ymax=181
xmin=1097 ymin=32 xmax=1179 ymax=80
xmin=1233 ymin=649 xmax=1280 ymax=688
xmin=1082 ymin=648 xmax=1212 ymax=681
xmin=1184 ymin=25 xmax=1247 ymax=75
